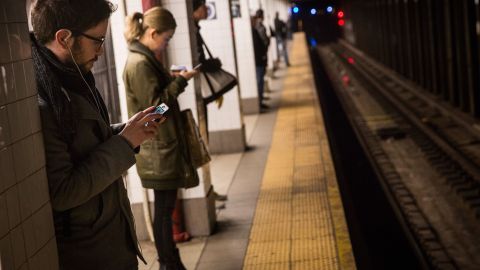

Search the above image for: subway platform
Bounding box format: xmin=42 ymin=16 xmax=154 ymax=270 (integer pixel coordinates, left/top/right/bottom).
xmin=138 ymin=34 xmax=356 ymax=270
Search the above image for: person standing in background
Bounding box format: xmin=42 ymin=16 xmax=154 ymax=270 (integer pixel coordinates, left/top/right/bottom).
xmin=274 ymin=12 xmax=290 ymax=67
xmin=192 ymin=0 xmax=229 ymax=201
xmin=123 ymin=6 xmax=199 ymax=270
xmin=252 ymin=9 xmax=270 ymax=110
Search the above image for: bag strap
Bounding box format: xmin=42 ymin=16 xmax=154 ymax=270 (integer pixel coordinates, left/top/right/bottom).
xmin=198 ymin=33 xmax=214 ymax=59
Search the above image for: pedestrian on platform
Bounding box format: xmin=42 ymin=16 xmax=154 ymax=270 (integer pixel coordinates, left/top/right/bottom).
xmin=192 ymin=0 xmax=228 ymax=202
xmin=123 ymin=6 xmax=199 ymax=270
xmin=252 ymin=9 xmax=270 ymax=110
xmin=274 ymin=12 xmax=290 ymax=66
xmin=30 ymin=0 xmax=164 ymax=269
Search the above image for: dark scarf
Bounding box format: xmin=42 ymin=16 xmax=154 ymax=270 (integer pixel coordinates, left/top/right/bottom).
xmin=31 ymin=34 xmax=109 ymax=144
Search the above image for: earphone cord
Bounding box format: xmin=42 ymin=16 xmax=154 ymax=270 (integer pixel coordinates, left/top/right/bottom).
xmin=66 ymin=45 xmax=107 ymax=120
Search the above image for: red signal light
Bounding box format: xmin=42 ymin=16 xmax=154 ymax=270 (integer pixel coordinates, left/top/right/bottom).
xmin=348 ymin=57 xmax=355 ymax=64
xmin=338 ymin=19 xmax=345 ymax=26
xmin=338 ymin=11 xmax=344 ymax=18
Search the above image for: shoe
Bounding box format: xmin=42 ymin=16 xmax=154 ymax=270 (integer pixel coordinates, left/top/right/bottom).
xmin=173 ymin=231 xmax=191 ymax=243
xmin=213 ymin=191 xmax=228 ymax=201
xmin=263 ymin=96 xmax=271 ymax=100
xmin=260 ymin=103 xmax=269 ymax=109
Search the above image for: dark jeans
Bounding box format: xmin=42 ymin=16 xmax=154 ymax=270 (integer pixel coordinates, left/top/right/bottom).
xmin=256 ymin=66 xmax=266 ymax=104
xmin=153 ymin=189 xmax=184 ymax=269
xmin=276 ymin=37 xmax=290 ymax=65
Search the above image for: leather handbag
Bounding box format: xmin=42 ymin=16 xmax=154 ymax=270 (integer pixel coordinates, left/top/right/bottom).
xmin=181 ymin=109 xmax=211 ymax=168
xmin=199 ymin=35 xmax=238 ymax=104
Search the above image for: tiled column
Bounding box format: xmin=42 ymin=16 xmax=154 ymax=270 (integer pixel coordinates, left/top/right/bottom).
xmin=198 ymin=0 xmax=246 ymax=154
xmin=109 ymin=0 xmax=152 ymax=240
xmin=0 ymin=1 xmax=58 ymax=270
xmin=233 ymin=0 xmax=259 ymax=115
xmin=162 ymin=0 xmax=216 ymax=237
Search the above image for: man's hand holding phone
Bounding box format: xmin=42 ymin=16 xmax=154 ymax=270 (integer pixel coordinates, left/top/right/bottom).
xmin=120 ymin=106 xmax=165 ymax=148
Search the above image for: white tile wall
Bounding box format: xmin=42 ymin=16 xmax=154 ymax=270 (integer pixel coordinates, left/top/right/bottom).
xmin=4 ymin=0 xmax=27 ymax=23
xmin=0 ymin=24 xmax=12 ymax=63
xmin=24 ymin=59 xmax=36 ymax=97
xmin=22 ymin=215 xmax=36 ymax=257
xmin=0 ymin=147 xmax=15 ymax=192
xmin=0 ymin=105 xmax=12 ymax=148
xmin=32 ymin=203 xmax=55 ymax=250
xmin=10 ymin=225 xmax=26 ymax=269
xmin=8 ymin=23 xmax=31 ymax=62
xmin=234 ymin=0 xmax=258 ymax=100
xmin=0 ymin=234 xmax=14 ymax=270
xmin=12 ymin=136 xmax=35 ymax=182
xmin=0 ymin=2 xmax=7 ymax=24
xmin=5 ymin=185 xmax=21 ymax=229
xmin=110 ymin=0 xmax=145 ymax=204
xmin=125 ymin=0 xmax=143 ymax=14
xmin=0 ymin=64 xmax=16 ymax=105
xmin=18 ymin=169 xmax=49 ymax=221
xmin=7 ymin=98 xmax=31 ymax=142
xmin=0 ymin=194 xmax=8 ymax=238
xmin=0 ymin=0 xmax=58 ymax=268
xmin=28 ymin=96 xmax=41 ymax=133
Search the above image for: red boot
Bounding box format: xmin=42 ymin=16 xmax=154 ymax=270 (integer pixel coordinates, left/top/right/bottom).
xmin=172 ymin=198 xmax=191 ymax=243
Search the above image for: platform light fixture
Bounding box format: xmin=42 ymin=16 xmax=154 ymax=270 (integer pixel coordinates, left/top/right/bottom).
xmin=310 ymin=8 xmax=317 ymax=15
xmin=293 ymin=6 xmax=300 ymax=14
xmin=326 ymin=6 xmax=334 ymax=13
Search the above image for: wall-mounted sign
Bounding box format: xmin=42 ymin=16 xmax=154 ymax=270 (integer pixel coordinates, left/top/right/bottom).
xmin=231 ymin=0 xmax=241 ymax=18
xmin=206 ymin=2 xmax=217 ymax=20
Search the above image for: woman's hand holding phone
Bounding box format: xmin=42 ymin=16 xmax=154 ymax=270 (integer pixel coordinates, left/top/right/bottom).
xmin=179 ymin=69 xmax=199 ymax=80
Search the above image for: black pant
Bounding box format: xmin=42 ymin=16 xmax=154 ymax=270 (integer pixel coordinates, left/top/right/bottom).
xmin=153 ymin=189 xmax=183 ymax=268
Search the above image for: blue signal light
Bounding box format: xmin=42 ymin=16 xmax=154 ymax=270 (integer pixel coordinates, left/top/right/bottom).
xmin=310 ymin=8 xmax=317 ymax=15
xmin=326 ymin=6 xmax=333 ymax=13
xmin=293 ymin=6 xmax=299 ymax=14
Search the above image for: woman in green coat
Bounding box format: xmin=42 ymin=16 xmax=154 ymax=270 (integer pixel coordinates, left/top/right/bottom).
xmin=123 ymin=7 xmax=198 ymax=270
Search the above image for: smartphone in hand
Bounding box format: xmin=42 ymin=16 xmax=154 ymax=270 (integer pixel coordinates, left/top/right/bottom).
xmin=170 ymin=65 xmax=187 ymax=72
xmin=154 ymin=103 xmax=169 ymax=115
xmin=193 ymin=63 xmax=203 ymax=70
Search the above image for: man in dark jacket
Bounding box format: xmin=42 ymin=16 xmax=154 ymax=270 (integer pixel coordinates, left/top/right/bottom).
xmin=30 ymin=0 xmax=163 ymax=269
xmin=252 ymin=9 xmax=270 ymax=110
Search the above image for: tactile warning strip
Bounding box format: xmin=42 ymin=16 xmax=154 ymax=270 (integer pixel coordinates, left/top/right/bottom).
xmin=243 ymin=33 xmax=356 ymax=270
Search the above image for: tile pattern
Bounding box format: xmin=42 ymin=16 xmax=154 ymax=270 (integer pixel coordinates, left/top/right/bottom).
xmin=0 ymin=1 xmax=57 ymax=269
xmin=243 ymin=33 xmax=356 ymax=270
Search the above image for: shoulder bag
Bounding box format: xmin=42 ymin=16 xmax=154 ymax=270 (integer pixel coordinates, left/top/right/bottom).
xmin=199 ymin=34 xmax=238 ymax=104
xmin=181 ymin=109 xmax=211 ymax=168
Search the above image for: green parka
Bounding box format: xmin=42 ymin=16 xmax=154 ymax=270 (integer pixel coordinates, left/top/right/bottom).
xmin=123 ymin=41 xmax=199 ymax=190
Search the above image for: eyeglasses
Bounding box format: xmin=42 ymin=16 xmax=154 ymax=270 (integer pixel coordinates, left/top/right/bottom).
xmin=71 ymin=30 xmax=105 ymax=51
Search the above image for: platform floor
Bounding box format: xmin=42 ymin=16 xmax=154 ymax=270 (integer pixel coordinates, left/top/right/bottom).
xmin=139 ymin=33 xmax=355 ymax=270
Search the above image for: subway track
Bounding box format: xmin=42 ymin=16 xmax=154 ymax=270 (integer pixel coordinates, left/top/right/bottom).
xmin=313 ymin=40 xmax=480 ymax=269
xmin=331 ymin=41 xmax=480 ymax=221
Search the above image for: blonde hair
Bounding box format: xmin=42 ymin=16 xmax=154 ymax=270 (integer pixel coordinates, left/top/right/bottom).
xmin=124 ymin=6 xmax=176 ymax=44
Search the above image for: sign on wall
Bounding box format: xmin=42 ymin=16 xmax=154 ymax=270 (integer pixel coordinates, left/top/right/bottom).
xmin=231 ymin=0 xmax=241 ymax=18
xmin=206 ymin=2 xmax=217 ymax=20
